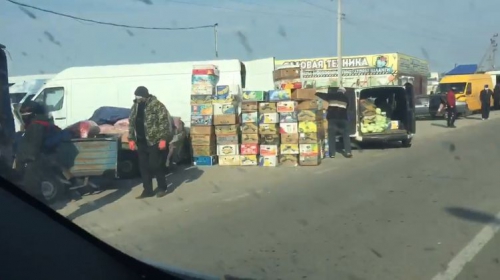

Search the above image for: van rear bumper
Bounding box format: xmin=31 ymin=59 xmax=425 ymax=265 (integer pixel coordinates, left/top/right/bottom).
xmin=356 ymin=132 xmax=410 ymax=142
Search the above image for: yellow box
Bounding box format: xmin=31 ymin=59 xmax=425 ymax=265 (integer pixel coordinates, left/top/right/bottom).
xmin=298 ymin=121 xmax=320 ymax=133
xmin=219 ymin=155 xmax=241 ymax=166
xmin=240 ymin=155 xmax=258 ymax=166
xmin=280 ymin=144 xmax=299 ymax=155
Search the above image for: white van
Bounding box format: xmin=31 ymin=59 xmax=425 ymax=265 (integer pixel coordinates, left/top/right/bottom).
xmin=30 ymin=58 xmax=275 ymax=129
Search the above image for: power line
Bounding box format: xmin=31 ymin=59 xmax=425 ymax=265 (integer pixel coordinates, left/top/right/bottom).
xmin=5 ymin=0 xmax=216 ymax=30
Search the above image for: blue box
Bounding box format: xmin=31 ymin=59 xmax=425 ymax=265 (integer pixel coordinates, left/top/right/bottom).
xmin=190 ymin=115 xmax=213 ymax=125
xmin=268 ymin=89 xmax=292 ymax=101
xmin=194 ymin=156 xmax=218 ymax=166
xmin=279 ymin=112 xmax=298 ymax=123
xmin=192 ymin=74 xmax=219 ymax=86
xmin=215 ymin=85 xmax=231 ymax=100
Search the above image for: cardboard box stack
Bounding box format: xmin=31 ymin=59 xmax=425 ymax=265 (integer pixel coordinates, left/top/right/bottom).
xmin=239 ymin=90 xmax=265 ymax=166
xmin=269 ymin=89 xmax=298 ymax=167
xmin=293 ymin=88 xmax=325 ymax=166
xmin=273 ymin=67 xmax=302 ymax=90
xmin=190 ymin=65 xmax=219 ymax=166
xmin=214 ymin=85 xmax=241 ymax=166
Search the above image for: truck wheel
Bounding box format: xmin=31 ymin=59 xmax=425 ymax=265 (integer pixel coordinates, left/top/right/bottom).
xmin=401 ymin=139 xmax=412 ymax=148
xmin=40 ymin=180 xmax=64 ymax=204
xmin=118 ymin=151 xmax=139 ymax=179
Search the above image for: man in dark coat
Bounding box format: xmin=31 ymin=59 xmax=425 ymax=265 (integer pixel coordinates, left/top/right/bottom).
xmin=128 ymin=86 xmax=172 ymax=199
xmin=479 ymin=84 xmax=493 ymax=120
xmin=316 ymin=87 xmax=353 ymax=158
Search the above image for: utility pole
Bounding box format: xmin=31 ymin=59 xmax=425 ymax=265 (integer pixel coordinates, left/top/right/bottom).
xmin=214 ymin=23 xmax=219 ymax=58
xmin=337 ymin=0 xmax=343 ymax=86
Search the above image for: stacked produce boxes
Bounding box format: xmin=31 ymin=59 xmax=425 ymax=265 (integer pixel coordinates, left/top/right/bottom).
xmin=294 ymin=89 xmax=325 ymax=166
xmin=271 ymin=89 xmax=298 ymax=167
xmin=240 ymin=91 xmax=265 ymax=166
xmin=215 ymin=85 xmax=241 ymax=166
xmin=259 ymin=90 xmax=291 ymax=167
xmin=191 ymin=65 xmax=219 ymax=166
xmin=273 ymin=66 xmax=301 ymax=90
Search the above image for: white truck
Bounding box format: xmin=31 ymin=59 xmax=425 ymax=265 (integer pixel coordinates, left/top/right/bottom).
xmin=28 ymin=58 xmax=275 ymax=129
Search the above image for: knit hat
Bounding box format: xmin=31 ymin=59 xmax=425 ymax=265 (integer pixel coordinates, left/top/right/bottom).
xmin=135 ymin=86 xmax=149 ymax=97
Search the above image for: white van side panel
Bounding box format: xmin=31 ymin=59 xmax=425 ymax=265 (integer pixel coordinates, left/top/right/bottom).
xmin=37 ymin=60 xmax=244 ymax=128
xmin=243 ymin=57 xmax=275 ymax=90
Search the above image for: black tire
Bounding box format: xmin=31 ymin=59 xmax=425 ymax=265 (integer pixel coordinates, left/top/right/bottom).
xmin=117 ymin=150 xmax=139 ymax=179
xmin=401 ymin=139 xmax=412 ymax=148
xmin=39 ymin=179 xmax=65 ymax=204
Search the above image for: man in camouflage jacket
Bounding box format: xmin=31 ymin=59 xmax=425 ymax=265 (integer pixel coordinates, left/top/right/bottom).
xmin=128 ymin=86 xmax=172 ymax=198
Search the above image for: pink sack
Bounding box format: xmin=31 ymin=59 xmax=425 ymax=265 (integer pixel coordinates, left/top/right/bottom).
xmin=98 ymin=124 xmax=117 ymax=134
xmin=114 ymin=118 xmax=129 ymax=128
xmin=65 ymin=120 xmax=99 ymax=138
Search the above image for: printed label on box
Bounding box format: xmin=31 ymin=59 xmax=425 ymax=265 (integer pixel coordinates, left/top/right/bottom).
xmin=242 ymin=90 xmax=266 ymax=101
xmin=191 ymin=84 xmax=215 ymax=95
xmin=299 ymin=143 xmax=320 ymax=156
xmin=280 ymin=144 xmax=299 ymax=155
xmin=215 ymin=85 xmax=230 ymax=99
xmin=259 ymin=102 xmax=277 ymax=113
xmin=241 ymin=123 xmax=259 ymax=134
xmin=259 ymin=124 xmax=279 ymax=135
xmin=191 ymin=95 xmax=213 ymax=104
xmin=190 ymin=134 xmax=215 ymax=146
xmin=213 ymin=114 xmax=237 ymax=125
xmin=191 ymin=115 xmax=213 ymax=126
xmin=240 ymin=155 xmax=258 ymax=166
xmin=260 ymin=145 xmax=279 ymax=156
xmin=281 ymin=133 xmax=299 ymax=144
xmin=277 ymin=101 xmax=298 ymax=113
xmin=217 ymin=144 xmax=239 ymax=156
xmin=260 ymin=134 xmax=280 ymax=145
xmin=241 ymin=112 xmax=259 ymax=123
xmin=279 ymin=112 xmax=298 ymax=123
xmin=216 ymin=134 xmax=239 ymax=145
xmin=219 ymin=155 xmax=241 ymax=166
xmin=259 ymin=156 xmax=278 ymax=167
xmin=279 ymin=123 xmax=298 ymax=134
xmin=241 ymin=133 xmax=259 ymax=144
xmin=259 ymin=113 xmax=279 ymax=124
xmin=298 ymin=121 xmax=320 ymax=133
xmin=213 ymin=103 xmax=236 ymax=115
xmin=214 ymin=124 xmax=239 ymax=135
xmin=191 ymin=104 xmax=213 ymax=115
xmin=240 ymin=144 xmax=259 ymax=155
xmin=279 ymin=155 xmax=299 ymax=166
xmin=268 ymin=89 xmax=292 ymax=101
xmin=297 ymin=109 xmax=323 ymax=122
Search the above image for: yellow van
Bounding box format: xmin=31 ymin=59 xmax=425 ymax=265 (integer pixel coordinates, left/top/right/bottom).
xmin=437 ymin=74 xmax=493 ymax=112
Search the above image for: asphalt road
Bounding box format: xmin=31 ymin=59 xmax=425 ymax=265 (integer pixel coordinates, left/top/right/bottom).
xmin=58 ymin=113 xmax=500 ymax=280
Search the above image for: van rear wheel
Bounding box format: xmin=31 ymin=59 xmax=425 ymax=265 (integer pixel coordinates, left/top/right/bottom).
xmin=401 ymin=139 xmax=412 ymax=148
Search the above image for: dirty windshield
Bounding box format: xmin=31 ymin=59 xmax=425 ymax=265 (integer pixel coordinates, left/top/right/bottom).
xmin=437 ymin=83 xmax=467 ymax=94
xmin=3 ymin=1 xmax=500 ymax=279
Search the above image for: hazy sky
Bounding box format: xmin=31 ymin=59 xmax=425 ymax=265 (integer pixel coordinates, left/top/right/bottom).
xmin=1 ymin=0 xmax=499 ymax=76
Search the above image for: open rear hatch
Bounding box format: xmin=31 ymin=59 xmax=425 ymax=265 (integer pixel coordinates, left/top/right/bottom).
xmin=357 ymin=85 xmax=415 ymax=141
